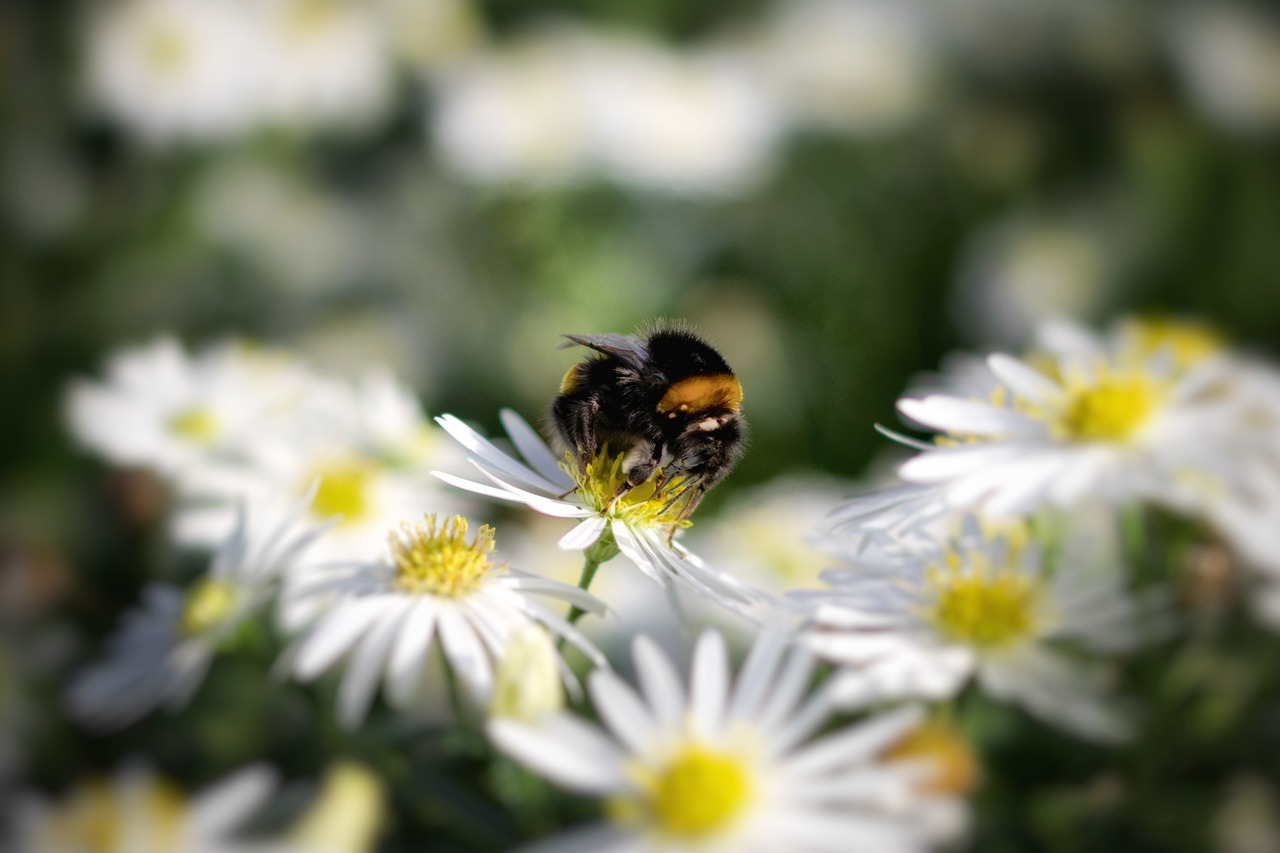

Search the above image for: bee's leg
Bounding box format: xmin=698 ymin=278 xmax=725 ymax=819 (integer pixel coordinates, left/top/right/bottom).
xmin=607 ymin=441 xmax=660 ymax=509
xmin=666 ymin=487 xmax=707 ymax=546
xmin=550 ymin=394 xmax=599 ymax=472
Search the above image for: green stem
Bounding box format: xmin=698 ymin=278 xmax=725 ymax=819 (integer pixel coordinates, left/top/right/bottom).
xmin=564 ymin=526 xmax=619 ymax=629
xmin=445 ymin=660 xmax=469 ymax=726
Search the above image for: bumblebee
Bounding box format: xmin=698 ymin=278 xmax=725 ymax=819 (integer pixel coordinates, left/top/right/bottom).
xmin=549 ymin=324 xmax=746 ymax=523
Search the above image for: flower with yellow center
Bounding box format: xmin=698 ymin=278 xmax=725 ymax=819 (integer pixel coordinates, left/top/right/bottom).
xmin=286 ymin=513 xmax=607 ymax=728
xmin=68 ymin=490 xmax=326 ymax=731
xmin=309 ymin=459 xmax=376 ymax=525
xmin=11 ymin=765 xmax=279 ymax=853
xmin=799 ymin=520 xmax=1154 ymax=743
xmin=490 ymin=628 xmax=930 ymax=853
xmin=432 ymin=410 xmax=759 ymax=617
xmin=895 ymin=327 xmax=1231 ymax=517
xmin=883 ymin=719 xmax=980 ymax=797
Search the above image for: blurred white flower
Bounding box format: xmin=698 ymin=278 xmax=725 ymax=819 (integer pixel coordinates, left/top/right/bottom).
xmin=951 ymin=213 xmax=1123 ymax=347
xmin=66 ymin=490 xmax=325 ymax=729
xmin=65 ymin=337 xmax=310 ymax=479
xmin=377 ymin=0 xmax=483 ymax=71
xmin=8 ymin=764 xmax=279 ymax=853
xmin=488 ymin=624 xmax=565 ymax=721
xmin=1166 ymin=3 xmax=1280 ymax=134
xmin=490 ymin=628 xmax=932 ymax=853
xmin=752 ymin=0 xmax=936 ymax=136
xmin=432 ymin=31 xmax=594 ymax=187
xmin=584 ymin=44 xmax=780 ymax=195
xmin=283 ymin=514 xmax=606 ymax=728
xmin=172 ymin=366 xmax=466 ymax=587
xmin=433 ymin=27 xmax=780 ymax=195
xmin=891 ymin=324 xmax=1236 ymax=517
xmin=82 ymin=0 xmax=263 ymax=144
xmin=289 ymin=762 xmax=387 ymax=853
xmin=257 ymin=0 xmax=396 ymax=132
xmin=793 ymin=518 xmax=1156 ymax=742
xmin=433 ymin=410 xmax=762 ymax=615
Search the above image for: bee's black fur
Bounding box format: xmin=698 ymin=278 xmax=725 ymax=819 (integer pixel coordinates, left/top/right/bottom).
xmin=549 ymin=323 xmax=747 ymax=523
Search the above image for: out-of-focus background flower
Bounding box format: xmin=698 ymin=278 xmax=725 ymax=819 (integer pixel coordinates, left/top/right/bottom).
xmin=3 ymin=0 xmax=1280 ymax=850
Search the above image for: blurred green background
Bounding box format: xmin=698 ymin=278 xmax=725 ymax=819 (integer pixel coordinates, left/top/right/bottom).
xmin=3 ymin=0 xmax=1280 ymax=850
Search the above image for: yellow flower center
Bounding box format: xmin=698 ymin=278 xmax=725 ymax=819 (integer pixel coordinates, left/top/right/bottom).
xmin=614 ymin=746 xmax=752 ymax=838
xmin=144 ymin=24 xmax=189 ymax=76
xmin=50 ymin=777 xmax=184 ymax=853
xmin=390 ymin=514 xmax=497 ymax=598
xmin=180 ymin=579 xmax=236 ymax=637
xmin=1123 ymin=317 xmax=1224 ymax=373
xmin=168 ymin=406 xmax=220 ymax=444
xmin=566 ymin=451 xmax=693 ymax=531
xmin=310 ymin=461 xmax=374 ymax=524
xmin=927 ymin=554 xmax=1040 ymax=649
xmin=1057 ymin=367 xmax=1164 ymax=443
xmin=288 ymin=0 xmax=342 ymax=39
xmin=882 ymin=720 xmax=981 ymax=796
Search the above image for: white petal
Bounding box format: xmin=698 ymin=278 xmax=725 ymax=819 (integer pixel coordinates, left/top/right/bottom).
xmin=190 ymin=766 xmax=277 ymax=836
xmin=588 ymin=669 xmax=659 ymax=756
xmin=783 ymin=705 xmax=924 ymax=777
xmin=437 ymin=604 xmax=493 ymax=707
xmin=499 ymin=571 xmax=608 ymax=617
xmin=337 ymin=600 xmax=410 ymax=728
xmin=632 ymin=635 xmax=686 ymax=726
xmin=898 ymin=443 xmax=1034 ymax=482
xmin=611 ymin=520 xmax=665 ymax=584
xmin=435 ymin=414 xmax=567 ymax=495
xmin=558 ymin=516 xmax=608 ymax=551
xmin=897 ymin=396 xmax=1038 ymax=436
xmin=385 ymin=598 xmax=439 ymax=710
xmin=500 ymin=408 xmax=575 ymax=490
xmin=729 ymin=625 xmax=789 ymax=722
xmin=986 ymin=353 xmax=1063 ymax=405
xmin=488 ymin=716 xmax=626 ymax=793
xmin=689 ymin=630 xmax=730 ymax=737
xmin=293 ymin=596 xmax=390 ymax=682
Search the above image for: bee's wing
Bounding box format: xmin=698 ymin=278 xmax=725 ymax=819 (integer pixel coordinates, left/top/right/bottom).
xmin=558 ymin=334 xmax=650 ymax=371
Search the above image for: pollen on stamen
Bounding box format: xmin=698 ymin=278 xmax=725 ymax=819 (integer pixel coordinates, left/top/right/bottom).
xmin=562 ymin=450 xmax=693 ymax=530
xmin=925 ymin=551 xmax=1042 ymax=649
xmin=390 ymin=514 xmax=498 ymax=599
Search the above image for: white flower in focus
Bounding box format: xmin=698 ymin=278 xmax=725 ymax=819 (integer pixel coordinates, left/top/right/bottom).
xmin=66 ymin=492 xmax=325 ymax=730
xmin=793 ymin=520 xmax=1154 ymax=742
xmin=891 ymin=328 xmax=1235 ymax=517
xmin=490 ymin=628 xmax=931 ymax=853
xmin=752 ymin=0 xmax=935 ymax=136
xmin=432 ymin=409 xmax=761 ymax=615
xmin=65 ymin=338 xmax=310 ymax=478
xmin=9 ymin=765 xmax=280 ymax=853
xmin=81 ymin=0 xmax=262 ymax=144
xmin=257 ymin=0 xmax=395 ymax=132
xmin=284 ymin=514 xmax=607 ymax=728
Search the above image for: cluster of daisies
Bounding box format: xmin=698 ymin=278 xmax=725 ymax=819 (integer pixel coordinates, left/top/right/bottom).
xmin=21 ymin=317 xmax=1280 ymax=851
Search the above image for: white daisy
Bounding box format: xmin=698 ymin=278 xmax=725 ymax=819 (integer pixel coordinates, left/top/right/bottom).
xmin=256 ymin=0 xmax=395 ymax=132
xmin=431 ymin=409 xmax=762 ymax=615
xmin=283 ymin=514 xmax=608 ymax=728
xmin=489 ymin=627 xmax=931 ymax=853
xmin=751 ymin=0 xmax=936 ymax=137
xmin=792 ymin=518 xmax=1156 ymax=742
xmin=66 ymin=490 xmax=326 ymax=729
xmin=890 ymin=324 xmax=1237 ymax=518
xmin=80 ymin=0 xmax=263 ymax=144
xmin=8 ymin=764 xmax=279 ymax=853
xmin=65 ymin=337 xmax=311 ymax=479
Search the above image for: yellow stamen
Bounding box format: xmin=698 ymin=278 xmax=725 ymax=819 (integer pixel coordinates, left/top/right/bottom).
xmin=611 ymin=746 xmax=752 ymax=838
xmin=311 ymin=461 xmax=374 ymax=524
xmin=926 ymin=551 xmax=1040 ymax=649
xmin=1122 ymin=317 xmax=1224 ymax=373
xmin=390 ymin=514 xmax=497 ymax=598
xmin=180 ymin=579 xmax=236 ymax=637
xmin=1056 ymin=364 xmax=1165 ymax=443
xmin=883 ymin=719 xmax=981 ymax=796
xmin=168 ymin=407 xmax=220 ymax=444
xmin=565 ymin=450 xmax=693 ymax=530
xmin=144 ymin=25 xmax=188 ymax=75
